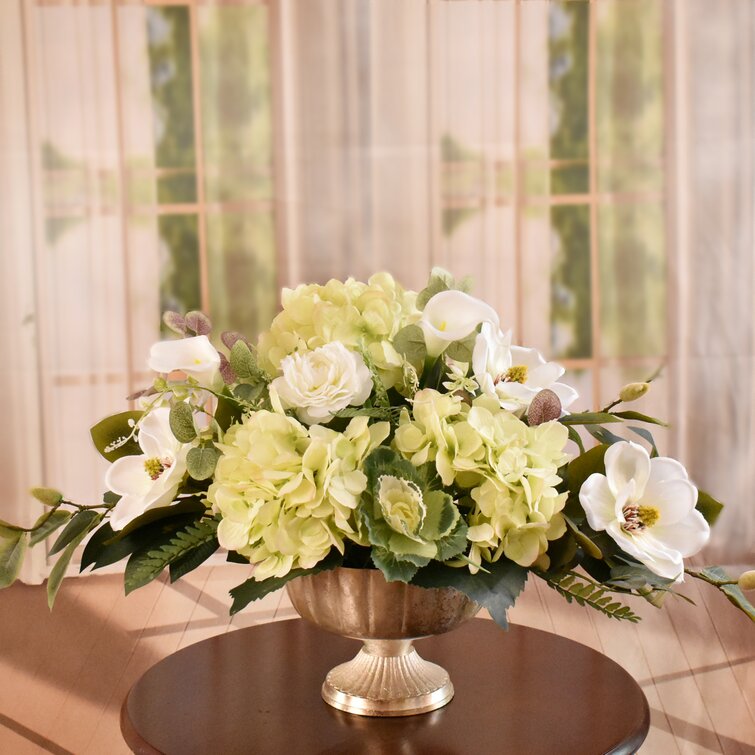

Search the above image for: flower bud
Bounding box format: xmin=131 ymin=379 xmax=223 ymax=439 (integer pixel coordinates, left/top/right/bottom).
xmin=619 ymin=382 xmax=650 ymax=403
xmin=738 ymin=570 xmax=755 ymax=591
xmin=527 ymin=389 xmax=562 ymax=426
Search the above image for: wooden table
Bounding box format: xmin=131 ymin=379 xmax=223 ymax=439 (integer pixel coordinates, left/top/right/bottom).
xmin=121 ymin=618 xmax=649 ymax=754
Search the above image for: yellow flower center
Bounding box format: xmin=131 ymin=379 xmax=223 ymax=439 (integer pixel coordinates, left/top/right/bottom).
xmin=622 ymin=503 xmax=660 ymax=533
xmin=144 ymin=456 xmax=173 ymax=481
xmin=504 ymin=365 xmax=529 ymax=384
xmin=438 ymin=321 xmax=447 ymax=332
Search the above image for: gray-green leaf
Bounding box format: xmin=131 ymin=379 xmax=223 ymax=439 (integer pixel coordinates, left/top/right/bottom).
xmin=30 ymin=510 xmax=72 ymax=547
xmin=49 ymin=510 xmax=100 ymax=556
xmin=169 ymin=402 xmax=197 ymax=443
xmin=186 ymin=444 xmax=221 ymax=480
xmin=47 ymin=526 xmax=91 ymax=609
xmin=393 ymin=325 xmax=427 ymax=372
xmin=30 ymin=487 xmax=64 ymax=507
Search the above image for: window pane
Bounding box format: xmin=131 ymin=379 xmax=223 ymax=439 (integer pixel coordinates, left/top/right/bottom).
xmin=158 ymin=214 xmax=201 ymax=332
xmin=199 ymin=5 xmax=273 ymax=204
xmin=549 ymin=1 xmax=589 ymax=163
xmin=207 ymin=212 xmax=277 ymax=338
xmin=599 ymin=202 xmax=665 ymax=358
xmin=551 ymin=204 xmax=592 ymax=359
xmin=596 ymin=0 xmax=664 ymax=193
xmin=146 ymin=6 xmax=197 ymax=205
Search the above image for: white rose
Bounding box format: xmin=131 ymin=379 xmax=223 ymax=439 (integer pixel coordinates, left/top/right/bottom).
xmin=419 ymin=290 xmax=500 ymax=357
xmin=271 ymin=342 xmax=373 ymax=424
xmin=148 ymin=335 xmax=221 ymax=389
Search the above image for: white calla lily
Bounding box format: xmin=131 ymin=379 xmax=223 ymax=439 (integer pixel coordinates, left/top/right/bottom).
xmin=148 ymin=335 xmax=221 ymax=389
xmin=472 ymin=323 xmax=578 ymax=415
xmin=419 ymin=290 xmax=500 ymax=357
xmin=579 ymin=441 xmax=710 ymax=581
xmin=105 ymin=408 xmax=189 ymax=530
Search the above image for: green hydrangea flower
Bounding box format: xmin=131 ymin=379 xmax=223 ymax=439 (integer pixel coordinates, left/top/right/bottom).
xmin=207 ymin=411 xmax=389 ymax=581
xmin=257 ymin=273 xmax=419 ymax=389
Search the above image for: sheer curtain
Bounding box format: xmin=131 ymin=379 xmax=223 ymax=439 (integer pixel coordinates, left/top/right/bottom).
xmin=1 ymin=0 xmax=753 ymax=582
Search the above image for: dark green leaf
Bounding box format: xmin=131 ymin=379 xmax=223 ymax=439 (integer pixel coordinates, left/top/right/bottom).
xmin=47 ymin=528 xmax=89 ymax=609
xmin=29 ymin=510 xmax=72 ymax=547
xmin=169 ymin=402 xmax=197 ymax=443
xmin=214 ymin=391 xmax=243 ymax=431
xmin=566 ymin=426 xmax=585 ymax=454
xmin=169 ymin=537 xmax=219 ymax=582
xmin=696 ymin=490 xmax=724 ymax=526
xmin=371 ymin=548 xmax=419 ymax=582
xmin=626 ymin=425 xmax=659 ymax=457
xmin=124 ymin=518 xmax=219 ymax=594
xmin=90 ymin=411 xmax=142 ymax=462
xmin=49 ymin=510 xmax=100 ymax=556
xmin=0 ymin=531 xmax=29 ymax=588
xmin=564 ymin=516 xmax=603 ymax=559
xmin=186 ymin=444 xmax=221 ymax=481
xmin=105 ymin=496 xmax=206 ymax=544
xmin=688 ymin=566 xmax=755 ymax=622
xmin=30 ymin=487 xmax=64 ymax=507
xmin=611 ymin=410 xmax=668 ymax=427
xmin=226 ymin=550 xmax=249 ymax=564
xmin=559 ymin=412 xmax=623 ymax=426
xmin=412 ymin=559 xmax=527 ymax=629
xmin=229 ymin=550 xmax=342 ymax=614
xmin=585 ymin=424 xmax=624 ymax=445
xmin=434 ymin=519 xmax=469 ymax=562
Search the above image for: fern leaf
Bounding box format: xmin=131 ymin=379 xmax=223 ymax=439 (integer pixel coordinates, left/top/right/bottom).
xmin=125 ymin=518 xmax=219 ymax=594
xmin=543 ymin=573 xmax=641 ymax=623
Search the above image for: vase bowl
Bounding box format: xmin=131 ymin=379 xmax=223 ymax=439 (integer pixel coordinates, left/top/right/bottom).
xmin=286 ymin=567 xmax=479 ymax=717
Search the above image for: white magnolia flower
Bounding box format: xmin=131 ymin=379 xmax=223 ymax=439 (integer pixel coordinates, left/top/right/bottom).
xmin=472 ymin=323 xmax=578 ymax=415
xmin=271 ymin=342 xmax=373 ymax=424
xmin=579 ymin=441 xmax=710 ymax=581
xmin=148 ymin=335 xmax=221 ymax=389
xmin=105 ymin=408 xmax=189 ymax=531
xmin=419 ymin=290 xmax=500 ymax=357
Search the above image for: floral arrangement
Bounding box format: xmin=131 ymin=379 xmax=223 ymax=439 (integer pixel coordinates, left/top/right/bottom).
xmin=2 ymin=270 xmax=753 ymax=627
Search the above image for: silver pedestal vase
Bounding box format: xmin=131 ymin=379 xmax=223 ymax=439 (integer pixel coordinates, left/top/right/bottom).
xmin=286 ymin=567 xmax=479 ymax=717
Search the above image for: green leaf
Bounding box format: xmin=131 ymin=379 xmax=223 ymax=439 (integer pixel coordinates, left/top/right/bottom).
xmin=445 ymin=335 xmax=477 ymax=364
xmin=90 ymin=411 xmax=142 ymax=462
xmin=29 ymin=510 xmax=72 ymax=547
xmin=47 ymin=527 xmax=91 ymax=609
xmin=169 ymin=536 xmax=220 ymax=582
xmin=585 ymin=425 xmax=624 ymax=445
xmin=626 ymin=425 xmax=659 ymax=457
xmin=0 ymin=531 xmax=29 ymax=588
xmin=229 ymin=340 xmax=266 ymax=382
xmin=105 ymin=496 xmax=206 ymax=543
xmin=687 ymin=566 xmax=755 ymax=622
xmin=540 ymin=573 xmax=641 ymax=623
xmin=30 ymin=487 xmax=64 ymax=507
xmin=229 ymin=549 xmax=342 ymax=614
xmin=186 ymin=443 xmax=221 ymax=481
xmin=559 ymin=412 xmax=623 ymax=426
xmin=610 ymin=410 xmax=668 ymax=427
xmin=393 ymin=325 xmax=427 ymax=372
xmin=434 ymin=518 xmax=469 ymax=561
xmin=371 ymin=548 xmax=419 ymax=582
xmin=49 ymin=510 xmax=100 ymax=556
xmin=214 ymin=391 xmax=243 ymax=431
xmin=696 ymin=490 xmax=724 ymax=526
xmin=169 ymin=402 xmax=197 ymax=443
xmin=562 ymin=444 xmax=608 ymax=522
xmin=412 ymin=559 xmax=527 ymax=629
xmin=416 ymin=274 xmax=450 ymax=310
xmin=233 ymin=382 xmax=266 ymax=405
xmin=566 ymin=426 xmax=585 ymax=454
xmin=419 ymin=491 xmax=458 ymax=541
xmin=564 ymin=516 xmax=603 ymax=559
xmin=124 ymin=518 xmax=219 ymax=594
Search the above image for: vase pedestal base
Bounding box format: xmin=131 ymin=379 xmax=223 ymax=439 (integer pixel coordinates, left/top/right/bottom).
xmin=321 ymin=639 xmax=454 ymax=717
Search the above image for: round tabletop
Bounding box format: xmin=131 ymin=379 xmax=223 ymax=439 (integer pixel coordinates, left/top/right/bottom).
xmin=121 ymin=618 xmax=649 ymax=755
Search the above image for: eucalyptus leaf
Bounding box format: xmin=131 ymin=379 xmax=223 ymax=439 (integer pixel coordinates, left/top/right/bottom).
xmin=169 ymin=402 xmax=197 ymax=443
xmin=416 ymin=276 xmax=450 ymax=310
xmin=49 ymin=510 xmax=100 ymax=556
xmin=229 ymin=340 xmax=265 ymax=382
xmin=0 ymin=531 xmax=29 ymax=589
xmin=90 ymin=411 xmax=142 ymax=462
xmin=30 ymin=510 xmax=72 ymax=547
xmin=445 ymin=334 xmax=477 ymax=364
xmin=186 ymin=444 xmax=221 ymax=481
xmin=393 ymin=325 xmax=427 ymax=372
xmin=184 ymin=310 xmax=211 ymax=336
xmin=233 ymin=382 xmax=266 ymax=404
